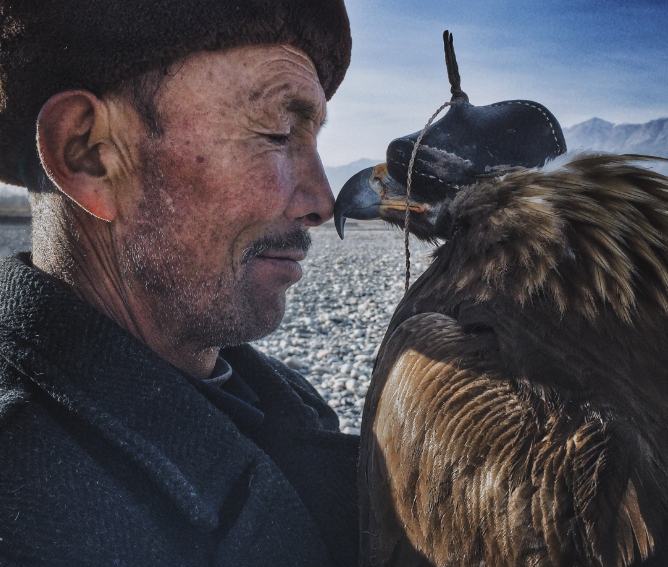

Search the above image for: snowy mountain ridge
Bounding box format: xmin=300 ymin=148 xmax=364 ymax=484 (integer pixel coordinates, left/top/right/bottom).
xmin=563 ymin=117 xmax=668 ymax=157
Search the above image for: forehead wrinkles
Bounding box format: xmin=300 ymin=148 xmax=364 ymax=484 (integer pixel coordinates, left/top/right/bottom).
xmin=156 ymin=45 xmax=322 ymax=111
xmin=243 ymin=49 xmax=325 ymax=122
xmin=245 ymin=77 xmax=326 ymax=128
xmin=254 ymin=44 xmax=319 ymax=82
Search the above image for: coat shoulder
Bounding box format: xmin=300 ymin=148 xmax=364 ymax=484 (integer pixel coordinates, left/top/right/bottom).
xmin=223 ymin=344 xmax=342 ymax=432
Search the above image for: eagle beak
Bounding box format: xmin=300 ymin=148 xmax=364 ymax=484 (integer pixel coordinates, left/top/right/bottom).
xmin=334 ymin=166 xmax=381 ymax=239
xmin=334 ymin=164 xmax=432 ymax=239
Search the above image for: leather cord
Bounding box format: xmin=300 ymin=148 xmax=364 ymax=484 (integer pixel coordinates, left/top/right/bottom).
xmin=404 ymin=101 xmax=452 ymax=294
xmin=404 ymin=30 xmax=467 ymax=294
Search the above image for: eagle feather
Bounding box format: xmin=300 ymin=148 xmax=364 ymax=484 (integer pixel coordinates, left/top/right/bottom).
xmin=360 ymin=154 xmax=668 ymax=567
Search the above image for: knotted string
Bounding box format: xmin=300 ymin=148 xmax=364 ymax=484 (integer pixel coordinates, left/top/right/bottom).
xmin=404 ymin=100 xmax=452 ymax=294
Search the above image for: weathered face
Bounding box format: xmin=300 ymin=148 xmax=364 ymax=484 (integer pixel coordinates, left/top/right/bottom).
xmin=116 ymin=45 xmax=332 ymax=347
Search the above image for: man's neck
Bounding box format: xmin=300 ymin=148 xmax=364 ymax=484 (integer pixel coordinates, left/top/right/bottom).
xmin=31 ymin=202 xmax=219 ymax=378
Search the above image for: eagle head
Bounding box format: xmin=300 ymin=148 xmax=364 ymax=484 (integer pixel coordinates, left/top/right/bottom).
xmin=334 ymin=32 xmax=566 ymax=241
xmin=334 ymin=33 xmax=668 ymax=327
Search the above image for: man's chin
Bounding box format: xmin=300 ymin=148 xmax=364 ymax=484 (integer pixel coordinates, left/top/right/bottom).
xmin=231 ymin=311 xmax=284 ymax=345
xmin=221 ymin=288 xmax=287 ymax=346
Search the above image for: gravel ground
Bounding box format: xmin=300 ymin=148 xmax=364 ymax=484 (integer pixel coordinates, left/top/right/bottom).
xmin=0 ymin=219 xmax=434 ymax=435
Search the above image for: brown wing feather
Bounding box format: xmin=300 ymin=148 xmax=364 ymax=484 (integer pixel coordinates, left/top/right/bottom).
xmin=361 ymin=311 xmax=656 ymax=567
xmin=361 ymin=155 xmax=668 ymax=566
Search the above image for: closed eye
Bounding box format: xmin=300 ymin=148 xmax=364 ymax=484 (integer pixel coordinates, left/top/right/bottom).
xmin=265 ymin=133 xmax=290 ymax=145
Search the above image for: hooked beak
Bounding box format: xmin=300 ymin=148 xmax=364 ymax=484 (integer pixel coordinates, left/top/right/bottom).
xmin=334 ymin=164 xmax=430 ymax=239
xmin=333 ymin=167 xmax=381 ymax=239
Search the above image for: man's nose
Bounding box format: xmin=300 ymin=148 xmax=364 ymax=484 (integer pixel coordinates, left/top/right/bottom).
xmin=287 ymin=146 xmax=335 ymax=227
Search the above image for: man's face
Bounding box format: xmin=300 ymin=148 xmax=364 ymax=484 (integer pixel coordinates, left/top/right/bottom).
xmin=115 ymin=45 xmax=332 ymax=349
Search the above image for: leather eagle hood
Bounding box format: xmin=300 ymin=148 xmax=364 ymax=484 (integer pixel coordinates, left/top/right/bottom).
xmin=334 ymin=31 xmax=568 ymax=240
xmin=0 ymin=0 xmax=352 ymax=187
xmin=386 ymin=31 xmax=567 ymax=199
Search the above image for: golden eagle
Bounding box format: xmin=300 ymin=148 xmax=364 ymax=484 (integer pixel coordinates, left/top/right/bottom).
xmin=335 ymin=32 xmax=668 ymax=567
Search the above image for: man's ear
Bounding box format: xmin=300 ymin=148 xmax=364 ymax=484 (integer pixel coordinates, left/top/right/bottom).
xmin=36 ymin=90 xmax=118 ymax=221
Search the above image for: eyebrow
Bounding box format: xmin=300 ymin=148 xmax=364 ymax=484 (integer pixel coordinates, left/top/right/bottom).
xmin=286 ymin=97 xmax=327 ymax=127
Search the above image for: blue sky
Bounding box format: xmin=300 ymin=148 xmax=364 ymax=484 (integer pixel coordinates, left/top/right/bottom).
xmin=318 ymin=0 xmax=668 ymax=166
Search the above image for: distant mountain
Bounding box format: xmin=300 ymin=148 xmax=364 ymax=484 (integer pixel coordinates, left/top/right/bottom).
xmin=324 ymin=158 xmax=380 ymax=197
xmin=563 ymin=117 xmax=668 ymax=174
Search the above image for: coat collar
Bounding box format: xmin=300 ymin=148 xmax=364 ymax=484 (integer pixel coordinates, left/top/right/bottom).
xmin=0 ymin=253 xmax=261 ymax=531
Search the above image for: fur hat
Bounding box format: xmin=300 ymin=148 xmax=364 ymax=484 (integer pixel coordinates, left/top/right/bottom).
xmin=0 ymin=0 xmax=352 ymax=186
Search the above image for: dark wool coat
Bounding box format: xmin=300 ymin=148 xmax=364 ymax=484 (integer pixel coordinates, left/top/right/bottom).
xmin=0 ymin=253 xmax=359 ymax=567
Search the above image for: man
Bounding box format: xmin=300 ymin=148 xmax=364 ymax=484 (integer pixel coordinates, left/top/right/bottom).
xmin=0 ymin=1 xmax=358 ymax=565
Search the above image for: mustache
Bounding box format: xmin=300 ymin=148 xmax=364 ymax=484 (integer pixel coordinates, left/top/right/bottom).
xmin=241 ymin=229 xmax=312 ymax=264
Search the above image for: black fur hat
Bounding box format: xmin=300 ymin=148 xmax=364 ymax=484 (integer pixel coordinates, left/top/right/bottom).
xmin=0 ymin=0 xmax=352 ymax=186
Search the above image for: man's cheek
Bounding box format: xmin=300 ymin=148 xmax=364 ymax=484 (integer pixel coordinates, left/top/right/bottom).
xmin=258 ymin=156 xmax=298 ymax=202
xmin=238 ymin=175 xmax=287 ymax=217
xmin=155 ymin=142 xmax=221 ymax=196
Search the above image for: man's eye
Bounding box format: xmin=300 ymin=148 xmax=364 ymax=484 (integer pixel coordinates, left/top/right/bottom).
xmin=266 ymin=133 xmax=290 ymax=145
